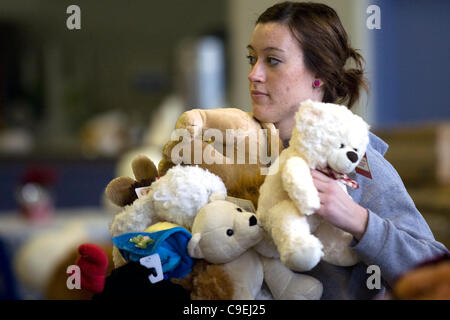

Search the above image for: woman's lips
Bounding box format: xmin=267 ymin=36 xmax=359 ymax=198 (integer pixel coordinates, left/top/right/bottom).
xmin=251 ymin=90 xmax=269 ymax=98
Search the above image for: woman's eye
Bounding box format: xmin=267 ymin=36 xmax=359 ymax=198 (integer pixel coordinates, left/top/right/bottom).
xmin=267 ymin=57 xmax=281 ymax=66
xmin=246 ymin=55 xmax=256 ymax=65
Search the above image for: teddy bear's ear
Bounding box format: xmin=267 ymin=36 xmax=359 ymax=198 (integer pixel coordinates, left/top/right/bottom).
xmin=131 ymin=155 xmax=158 ymax=182
xmin=208 ymin=192 xmax=226 ymax=203
xmin=188 ymin=233 xmax=204 ymax=259
xmin=105 ymin=176 xmax=137 ymax=207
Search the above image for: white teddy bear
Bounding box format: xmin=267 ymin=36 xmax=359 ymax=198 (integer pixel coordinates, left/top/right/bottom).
xmin=257 ymin=99 xmax=370 ymax=273
xmin=109 ymin=164 xmax=227 ymax=267
xmin=188 ymin=199 xmax=323 ymax=300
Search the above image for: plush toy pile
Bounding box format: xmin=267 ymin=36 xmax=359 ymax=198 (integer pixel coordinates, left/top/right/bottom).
xmin=105 ymin=156 xmax=227 ymax=269
xmin=77 ymin=101 xmax=371 ymax=300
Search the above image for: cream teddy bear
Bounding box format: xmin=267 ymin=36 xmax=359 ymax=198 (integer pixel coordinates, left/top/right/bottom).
xmin=188 ymin=199 xmax=323 ymax=300
xmin=257 ymin=99 xmax=370 ymax=272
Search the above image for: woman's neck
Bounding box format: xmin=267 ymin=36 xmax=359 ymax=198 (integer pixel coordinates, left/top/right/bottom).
xmin=275 ymin=115 xmax=296 ymax=143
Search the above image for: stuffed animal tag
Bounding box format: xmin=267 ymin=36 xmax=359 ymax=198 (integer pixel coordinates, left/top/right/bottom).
xmin=225 ymin=196 xmax=256 ymax=213
xmin=135 ymin=186 xmax=153 ymax=199
xmin=355 ymin=153 xmax=372 ymax=179
xmin=140 ymin=254 xmax=164 ymax=283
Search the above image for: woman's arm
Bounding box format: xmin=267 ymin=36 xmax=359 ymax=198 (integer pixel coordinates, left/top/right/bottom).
xmin=311 ymin=169 xmax=449 ymax=286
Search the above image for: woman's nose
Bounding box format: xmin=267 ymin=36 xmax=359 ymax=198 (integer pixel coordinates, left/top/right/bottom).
xmin=248 ymin=62 xmax=265 ymax=83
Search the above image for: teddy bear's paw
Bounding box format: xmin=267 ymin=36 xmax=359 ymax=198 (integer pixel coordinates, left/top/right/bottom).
xmin=322 ymin=248 xmax=359 ymax=267
xmin=280 ymin=236 xmax=324 ymax=272
xmin=309 ymin=195 xmax=321 ymax=215
xmin=261 ymin=257 xmax=322 ymax=300
xmin=314 ymin=221 xmax=359 ymax=266
xmin=280 ymin=273 xmax=323 ymax=300
xmin=298 ymin=192 xmax=321 ymax=216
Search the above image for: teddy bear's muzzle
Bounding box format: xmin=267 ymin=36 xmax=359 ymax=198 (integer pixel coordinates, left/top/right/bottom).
xmin=346 ymin=151 xmax=358 ymax=163
xmin=249 ymin=215 xmax=258 ymax=226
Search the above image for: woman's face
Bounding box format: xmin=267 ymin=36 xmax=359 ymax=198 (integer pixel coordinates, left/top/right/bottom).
xmin=247 ymin=22 xmax=323 ymax=126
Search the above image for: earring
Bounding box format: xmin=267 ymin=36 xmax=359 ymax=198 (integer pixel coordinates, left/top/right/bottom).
xmin=312 ymin=80 xmax=321 ymax=88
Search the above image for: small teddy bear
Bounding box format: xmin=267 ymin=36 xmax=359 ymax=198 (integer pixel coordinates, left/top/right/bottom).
xmin=107 ymin=158 xmax=227 ymax=268
xmin=257 ymin=99 xmax=370 ymax=273
xmin=187 ymin=199 xmax=323 ymax=300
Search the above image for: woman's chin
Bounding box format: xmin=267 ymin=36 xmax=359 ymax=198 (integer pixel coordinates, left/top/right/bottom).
xmin=252 ymin=105 xmax=274 ymax=123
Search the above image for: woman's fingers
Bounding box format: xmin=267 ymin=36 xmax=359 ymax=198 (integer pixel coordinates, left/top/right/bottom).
xmin=311 ymin=170 xmax=334 ymax=192
xmin=310 ymin=169 xmax=333 ymax=182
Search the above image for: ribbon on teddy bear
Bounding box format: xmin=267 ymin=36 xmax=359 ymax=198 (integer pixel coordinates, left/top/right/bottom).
xmin=317 ymin=167 xmax=359 ymax=190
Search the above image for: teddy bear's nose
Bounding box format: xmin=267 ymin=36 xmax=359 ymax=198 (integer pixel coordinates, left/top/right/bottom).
xmin=249 ymin=215 xmax=258 ymax=226
xmin=346 ymin=151 xmax=358 ymax=163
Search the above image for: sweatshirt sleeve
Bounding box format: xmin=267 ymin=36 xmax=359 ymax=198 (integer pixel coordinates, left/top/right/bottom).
xmin=350 ymin=184 xmax=449 ymax=286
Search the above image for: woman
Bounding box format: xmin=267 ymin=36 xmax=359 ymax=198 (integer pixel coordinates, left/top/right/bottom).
xmin=247 ymin=1 xmax=448 ymax=299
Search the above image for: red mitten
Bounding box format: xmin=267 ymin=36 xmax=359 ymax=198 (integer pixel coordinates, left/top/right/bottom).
xmin=76 ymin=243 xmax=108 ymax=294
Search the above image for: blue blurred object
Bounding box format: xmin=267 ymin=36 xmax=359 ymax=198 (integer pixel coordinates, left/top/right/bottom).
xmin=374 ymin=0 xmax=450 ymax=127
xmin=113 ymin=227 xmax=194 ymax=280
xmin=0 ymin=157 xmax=116 ymax=212
xmin=0 ymin=237 xmax=19 ymax=299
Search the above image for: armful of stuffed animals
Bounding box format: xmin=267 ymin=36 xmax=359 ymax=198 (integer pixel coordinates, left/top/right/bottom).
xmin=282 ymin=156 xmax=320 ymax=215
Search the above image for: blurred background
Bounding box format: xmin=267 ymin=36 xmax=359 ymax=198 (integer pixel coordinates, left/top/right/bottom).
xmin=0 ymin=0 xmax=449 ymax=299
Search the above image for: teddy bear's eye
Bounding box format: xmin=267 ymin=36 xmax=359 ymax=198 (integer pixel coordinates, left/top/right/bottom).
xmin=353 ymin=148 xmax=358 ymax=152
xmin=226 ymin=229 xmax=234 ymax=236
xmin=340 ymin=143 xmax=345 ymax=149
xmin=236 ymin=208 xmax=243 ymax=212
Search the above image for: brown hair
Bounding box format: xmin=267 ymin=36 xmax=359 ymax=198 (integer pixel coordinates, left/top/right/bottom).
xmin=256 ymin=1 xmax=368 ymax=108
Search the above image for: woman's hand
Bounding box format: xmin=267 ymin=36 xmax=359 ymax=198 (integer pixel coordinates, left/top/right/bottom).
xmin=310 ymin=169 xmax=369 ymax=241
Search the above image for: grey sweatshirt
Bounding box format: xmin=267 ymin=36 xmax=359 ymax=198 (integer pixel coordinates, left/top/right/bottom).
xmin=302 ymin=133 xmax=449 ymax=300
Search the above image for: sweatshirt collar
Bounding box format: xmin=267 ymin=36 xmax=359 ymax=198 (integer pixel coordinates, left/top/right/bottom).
xmin=369 ymin=132 xmax=389 ymax=156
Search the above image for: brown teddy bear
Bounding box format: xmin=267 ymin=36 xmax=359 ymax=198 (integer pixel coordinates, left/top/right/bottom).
xmin=158 ymin=108 xmax=283 ymax=208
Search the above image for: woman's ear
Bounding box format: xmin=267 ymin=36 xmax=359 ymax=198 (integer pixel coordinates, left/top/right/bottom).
xmin=187 ymin=233 xmax=204 ymax=259
xmin=312 ymin=78 xmax=324 ymax=89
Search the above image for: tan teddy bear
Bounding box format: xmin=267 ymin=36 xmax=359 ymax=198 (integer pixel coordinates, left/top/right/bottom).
xmin=187 ymin=198 xmax=323 ymax=300
xmin=158 ymin=108 xmax=283 ymax=208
